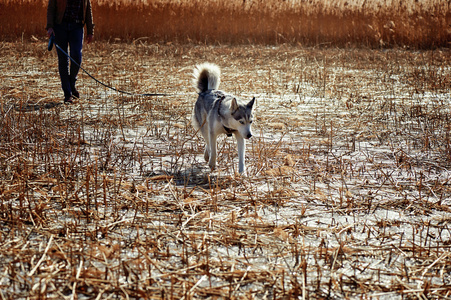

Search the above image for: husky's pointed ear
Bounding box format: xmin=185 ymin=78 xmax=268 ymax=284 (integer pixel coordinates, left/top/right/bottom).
xmin=231 ymin=98 xmax=239 ymax=112
xmin=247 ymin=97 xmax=255 ymax=109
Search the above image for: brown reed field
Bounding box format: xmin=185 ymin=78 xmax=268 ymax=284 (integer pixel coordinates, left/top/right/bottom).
xmin=1 ymin=39 xmax=451 ymax=299
xmin=1 ymin=0 xmax=450 ymax=47
xmin=1 ymin=0 xmax=451 ymax=299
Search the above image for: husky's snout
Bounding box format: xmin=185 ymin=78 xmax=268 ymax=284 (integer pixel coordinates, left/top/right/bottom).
xmin=239 ymin=125 xmax=253 ymax=140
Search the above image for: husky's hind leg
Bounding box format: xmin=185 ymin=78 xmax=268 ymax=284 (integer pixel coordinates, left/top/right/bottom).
xmin=208 ymin=131 xmax=218 ymax=171
xmin=198 ymin=124 xmax=210 ymax=162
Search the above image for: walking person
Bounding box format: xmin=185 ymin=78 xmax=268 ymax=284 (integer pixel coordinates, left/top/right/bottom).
xmin=46 ymin=0 xmax=94 ymax=103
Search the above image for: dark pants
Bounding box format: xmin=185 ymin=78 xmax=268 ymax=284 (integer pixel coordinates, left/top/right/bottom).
xmin=54 ymin=22 xmax=84 ymax=100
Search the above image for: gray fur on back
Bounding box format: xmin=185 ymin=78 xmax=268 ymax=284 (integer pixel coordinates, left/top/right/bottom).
xmin=192 ymin=90 xmax=225 ymax=130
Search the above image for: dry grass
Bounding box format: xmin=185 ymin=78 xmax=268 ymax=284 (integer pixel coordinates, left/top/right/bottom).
xmin=0 ymin=39 xmax=451 ymax=298
xmin=1 ymin=0 xmax=450 ymax=48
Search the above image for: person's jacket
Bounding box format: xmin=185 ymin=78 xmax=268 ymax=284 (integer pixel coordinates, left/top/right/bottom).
xmin=46 ymin=0 xmax=94 ymax=35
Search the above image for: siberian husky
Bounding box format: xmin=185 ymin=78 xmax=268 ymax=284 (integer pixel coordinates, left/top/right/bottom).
xmin=191 ymin=63 xmax=255 ymax=174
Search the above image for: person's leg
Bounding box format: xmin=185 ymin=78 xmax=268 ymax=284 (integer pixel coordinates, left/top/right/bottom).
xmin=53 ymin=23 xmax=72 ymax=101
xmin=68 ymin=23 xmax=84 ymax=98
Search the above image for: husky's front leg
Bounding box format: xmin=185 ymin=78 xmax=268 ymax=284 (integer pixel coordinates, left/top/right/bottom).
xmin=236 ymin=135 xmax=246 ymax=174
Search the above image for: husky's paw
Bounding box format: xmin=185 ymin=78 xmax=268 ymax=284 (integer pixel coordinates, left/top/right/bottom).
xmin=208 ymin=160 xmax=216 ymax=171
xmin=204 ymin=148 xmax=210 ymax=162
xmin=235 ymin=170 xmax=247 ymax=177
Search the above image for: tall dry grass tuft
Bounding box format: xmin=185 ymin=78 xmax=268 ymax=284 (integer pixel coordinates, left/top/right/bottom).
xmin=0 ymin=0 xmax=449 ymax=48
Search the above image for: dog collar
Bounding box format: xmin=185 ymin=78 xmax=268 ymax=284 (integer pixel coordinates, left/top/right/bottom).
xmin=223 ymin=125 xmax=235 ymax=137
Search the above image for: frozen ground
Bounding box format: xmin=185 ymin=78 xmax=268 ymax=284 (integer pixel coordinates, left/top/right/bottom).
xmin=0 ymin=41 xmax=451 ymax=299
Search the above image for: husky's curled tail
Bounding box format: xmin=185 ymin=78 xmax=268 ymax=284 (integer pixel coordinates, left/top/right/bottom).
xmin=193 ymin=63 xmax=221 ymax=93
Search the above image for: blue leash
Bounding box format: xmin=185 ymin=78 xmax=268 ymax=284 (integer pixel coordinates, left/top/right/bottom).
xmin=48 ymin=35 xmax=167 ymax=97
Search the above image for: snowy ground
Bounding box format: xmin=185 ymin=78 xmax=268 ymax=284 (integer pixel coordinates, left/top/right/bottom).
xmin=1 ymin=41 xmax=451 ymax=299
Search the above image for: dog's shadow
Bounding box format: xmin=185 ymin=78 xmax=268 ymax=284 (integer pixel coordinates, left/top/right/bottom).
xmin=146 ymin=166 xmax=213 ymax=188
xmin=146 ymin=165 xmax=238 ymax=189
